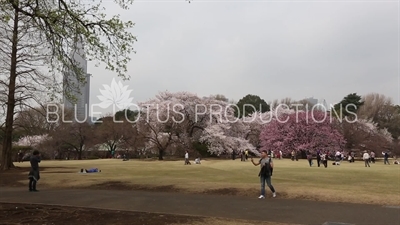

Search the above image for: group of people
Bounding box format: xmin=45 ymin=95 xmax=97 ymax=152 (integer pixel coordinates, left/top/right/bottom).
xmin=184 ymin=151 xmax=201 ymax=165
xmin=362 ymin=151 xmax=392 ymax=167
xmin=304 ymin=149 xmax=395 ymax=168
xmin=306 ymin=150 xmax=329 ymax=168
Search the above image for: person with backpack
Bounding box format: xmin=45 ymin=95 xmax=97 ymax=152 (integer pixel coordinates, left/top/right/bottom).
xmin=251 ymin=150 xmax=276 ymax=199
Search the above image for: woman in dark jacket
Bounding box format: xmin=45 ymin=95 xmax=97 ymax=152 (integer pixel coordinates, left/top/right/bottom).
xmin=28 ymin=150 xmax=41 ymax=192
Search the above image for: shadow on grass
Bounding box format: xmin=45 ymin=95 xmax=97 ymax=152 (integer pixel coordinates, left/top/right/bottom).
xmin=0 ymin=166 xmax=76 ymax=187
xmin=84 ymin=181 xmax=268 ymax=198
xmin=87 ymin=181 xmax=179 ymax=192
xmin=0 ymin=167 xmax=290 ymax=200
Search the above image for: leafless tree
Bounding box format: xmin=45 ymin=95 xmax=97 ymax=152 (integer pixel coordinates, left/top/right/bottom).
xmin=0 ymin=5 xmax=59 ymax=169
xmin=358 ymin=93 xmax=400 ymax=139
xmin=50 ymin=122 xmax=94 ymax=160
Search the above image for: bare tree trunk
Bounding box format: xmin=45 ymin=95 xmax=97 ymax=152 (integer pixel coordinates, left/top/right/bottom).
xmin=158 ymin=149 xmax=164 ymax=160
xmin=77 ymin=147 xmax=83 ymax=160
xmin=1 ymin=5 xmax=19 ymax=170
xmin=77 ymin=151 xmax=82 ymax=160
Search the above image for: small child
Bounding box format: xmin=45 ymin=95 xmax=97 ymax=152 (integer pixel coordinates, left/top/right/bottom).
xmin=28 ymin=150 xmax=41 ymax=192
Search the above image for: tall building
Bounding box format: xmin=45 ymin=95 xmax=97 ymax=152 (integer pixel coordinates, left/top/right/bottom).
xmin=63 ymin=38 xmax=91 ymax=122
xmin=304 ymin=97 xmax=329 ymax=111
xmin=305 ymin=97 xmax=318 ymax=106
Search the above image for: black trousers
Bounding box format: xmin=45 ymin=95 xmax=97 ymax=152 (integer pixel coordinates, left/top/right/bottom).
xmin=29 ymin=178 xmax=37 ymax=191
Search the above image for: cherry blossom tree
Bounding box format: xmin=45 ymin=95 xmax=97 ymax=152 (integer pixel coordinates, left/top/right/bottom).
xmin=243 ymin=106 xmax=295 ymax=149
xmin=341 ymin=119 xmax=393 ymax=152
xmin=259 ymin=110 xmax=346 ymax=155
xmin=136 ymin=92 xmax=188 ymax=160
xmin=199 ymin=122 xmax=256 ymax=156
xmin=136 ymin=91 xmax=261 ymax=159
xmin=15 ymin=135 xmax=48 ymax=147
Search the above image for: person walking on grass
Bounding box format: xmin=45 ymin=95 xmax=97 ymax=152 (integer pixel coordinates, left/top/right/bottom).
xmin=316 ymin=150 xmax=321 ymax=167
xmin=363 ymin=151 xmax=370 ymax=167
xmin=383 ymin=151 xmax=390 ymax=165
xmin=18 ymin=150 xmax=23 ymax=163
xmin=251 ymin=150 xmax=276 ymax=199
xmin=28 ymin=150 xmax=41 ymax=192
xmin=370 ymin=151 xmax=375 ymax=163
xmin=184 ymin=151 xmax=191 ymax=165
xmin=307 ymin=151 xmax=313 ymax=167
xmin=320 ymin=152 xmax=328 ymax=168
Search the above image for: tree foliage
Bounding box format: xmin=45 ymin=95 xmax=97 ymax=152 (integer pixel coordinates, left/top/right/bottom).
xmin=3 ymin=0 xmax=136 ymax=79
xmin=135 ymin=91 xmax=258 ymax=159
xmin=235 ymin=94 xmax=270 ymax=118
xmin=114 ymin=109 xmax=139 ymax=122
xmin=333 ymin=93 xmax=363 ymax=118
xmin=0 ymin=0 xmax=136 ymax=169
xmin=357 ymin=93 xmax=400 ymax=139
xmin=340 ymin=119 xmax=393 ymax=152
xmin=259 ymin=111 xmax=346 ymax=154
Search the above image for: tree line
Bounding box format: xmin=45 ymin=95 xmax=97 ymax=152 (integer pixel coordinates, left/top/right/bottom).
xmin=6 ymin=92 xmax=400 ymax=165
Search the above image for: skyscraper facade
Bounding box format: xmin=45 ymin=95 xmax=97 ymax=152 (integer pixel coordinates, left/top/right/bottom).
xmin=63 ymin=39 xmax=91 ymax=122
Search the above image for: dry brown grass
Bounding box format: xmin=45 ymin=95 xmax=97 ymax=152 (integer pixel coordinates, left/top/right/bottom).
xmin=15 ymin=158 xmax=400 ymax=205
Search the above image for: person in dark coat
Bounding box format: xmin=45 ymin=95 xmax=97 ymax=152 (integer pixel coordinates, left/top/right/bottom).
xmin=383 ymin=152 xmax=390 ymax=165
xmin=18 ymin=150 xmax=23 ymax=163
xmin=316 ymin=150 xmax=321 ymax=167
xmin=28 ymin=150 xmax=41 ymax=192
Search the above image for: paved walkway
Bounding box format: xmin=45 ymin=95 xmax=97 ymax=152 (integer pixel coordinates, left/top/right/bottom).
xmin=0 ymin=187 xmax=399 ymax=225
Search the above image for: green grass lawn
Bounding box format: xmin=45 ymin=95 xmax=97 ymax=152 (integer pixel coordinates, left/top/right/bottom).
xmin=16 ymin=158 xmax=400 ymax=205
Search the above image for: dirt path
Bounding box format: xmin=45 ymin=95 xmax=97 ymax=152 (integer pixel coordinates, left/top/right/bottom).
xmin=0 ymin=187 xmax=398 ymax=225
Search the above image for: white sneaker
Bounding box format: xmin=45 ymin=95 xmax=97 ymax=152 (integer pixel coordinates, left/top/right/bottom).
xmin=258 ymin=195 xmax=265 ymax=199
xmin=272 ymin=192 xmax=276 ymax=198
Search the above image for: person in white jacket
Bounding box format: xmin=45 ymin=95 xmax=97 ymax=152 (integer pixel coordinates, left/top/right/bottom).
xmin=363 ymin=151 xmax=370 ymax=167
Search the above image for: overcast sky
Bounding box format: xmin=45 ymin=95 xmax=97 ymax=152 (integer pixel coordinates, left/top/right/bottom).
xmin=87 ymin=0 xmax=399 ymax=117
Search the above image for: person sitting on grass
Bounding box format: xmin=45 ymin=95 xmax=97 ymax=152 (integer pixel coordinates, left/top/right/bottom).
xmin=80 ymin=168 xmax=101 ymax=173
xmin=195 ymin=157 xmax=201 ymax=164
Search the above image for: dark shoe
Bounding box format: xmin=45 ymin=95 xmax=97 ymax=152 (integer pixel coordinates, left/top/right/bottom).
xmin=29 ymin=189 xmax=32 ymax=192
xmin=32 ymin=190 xmax=39 ymax=192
